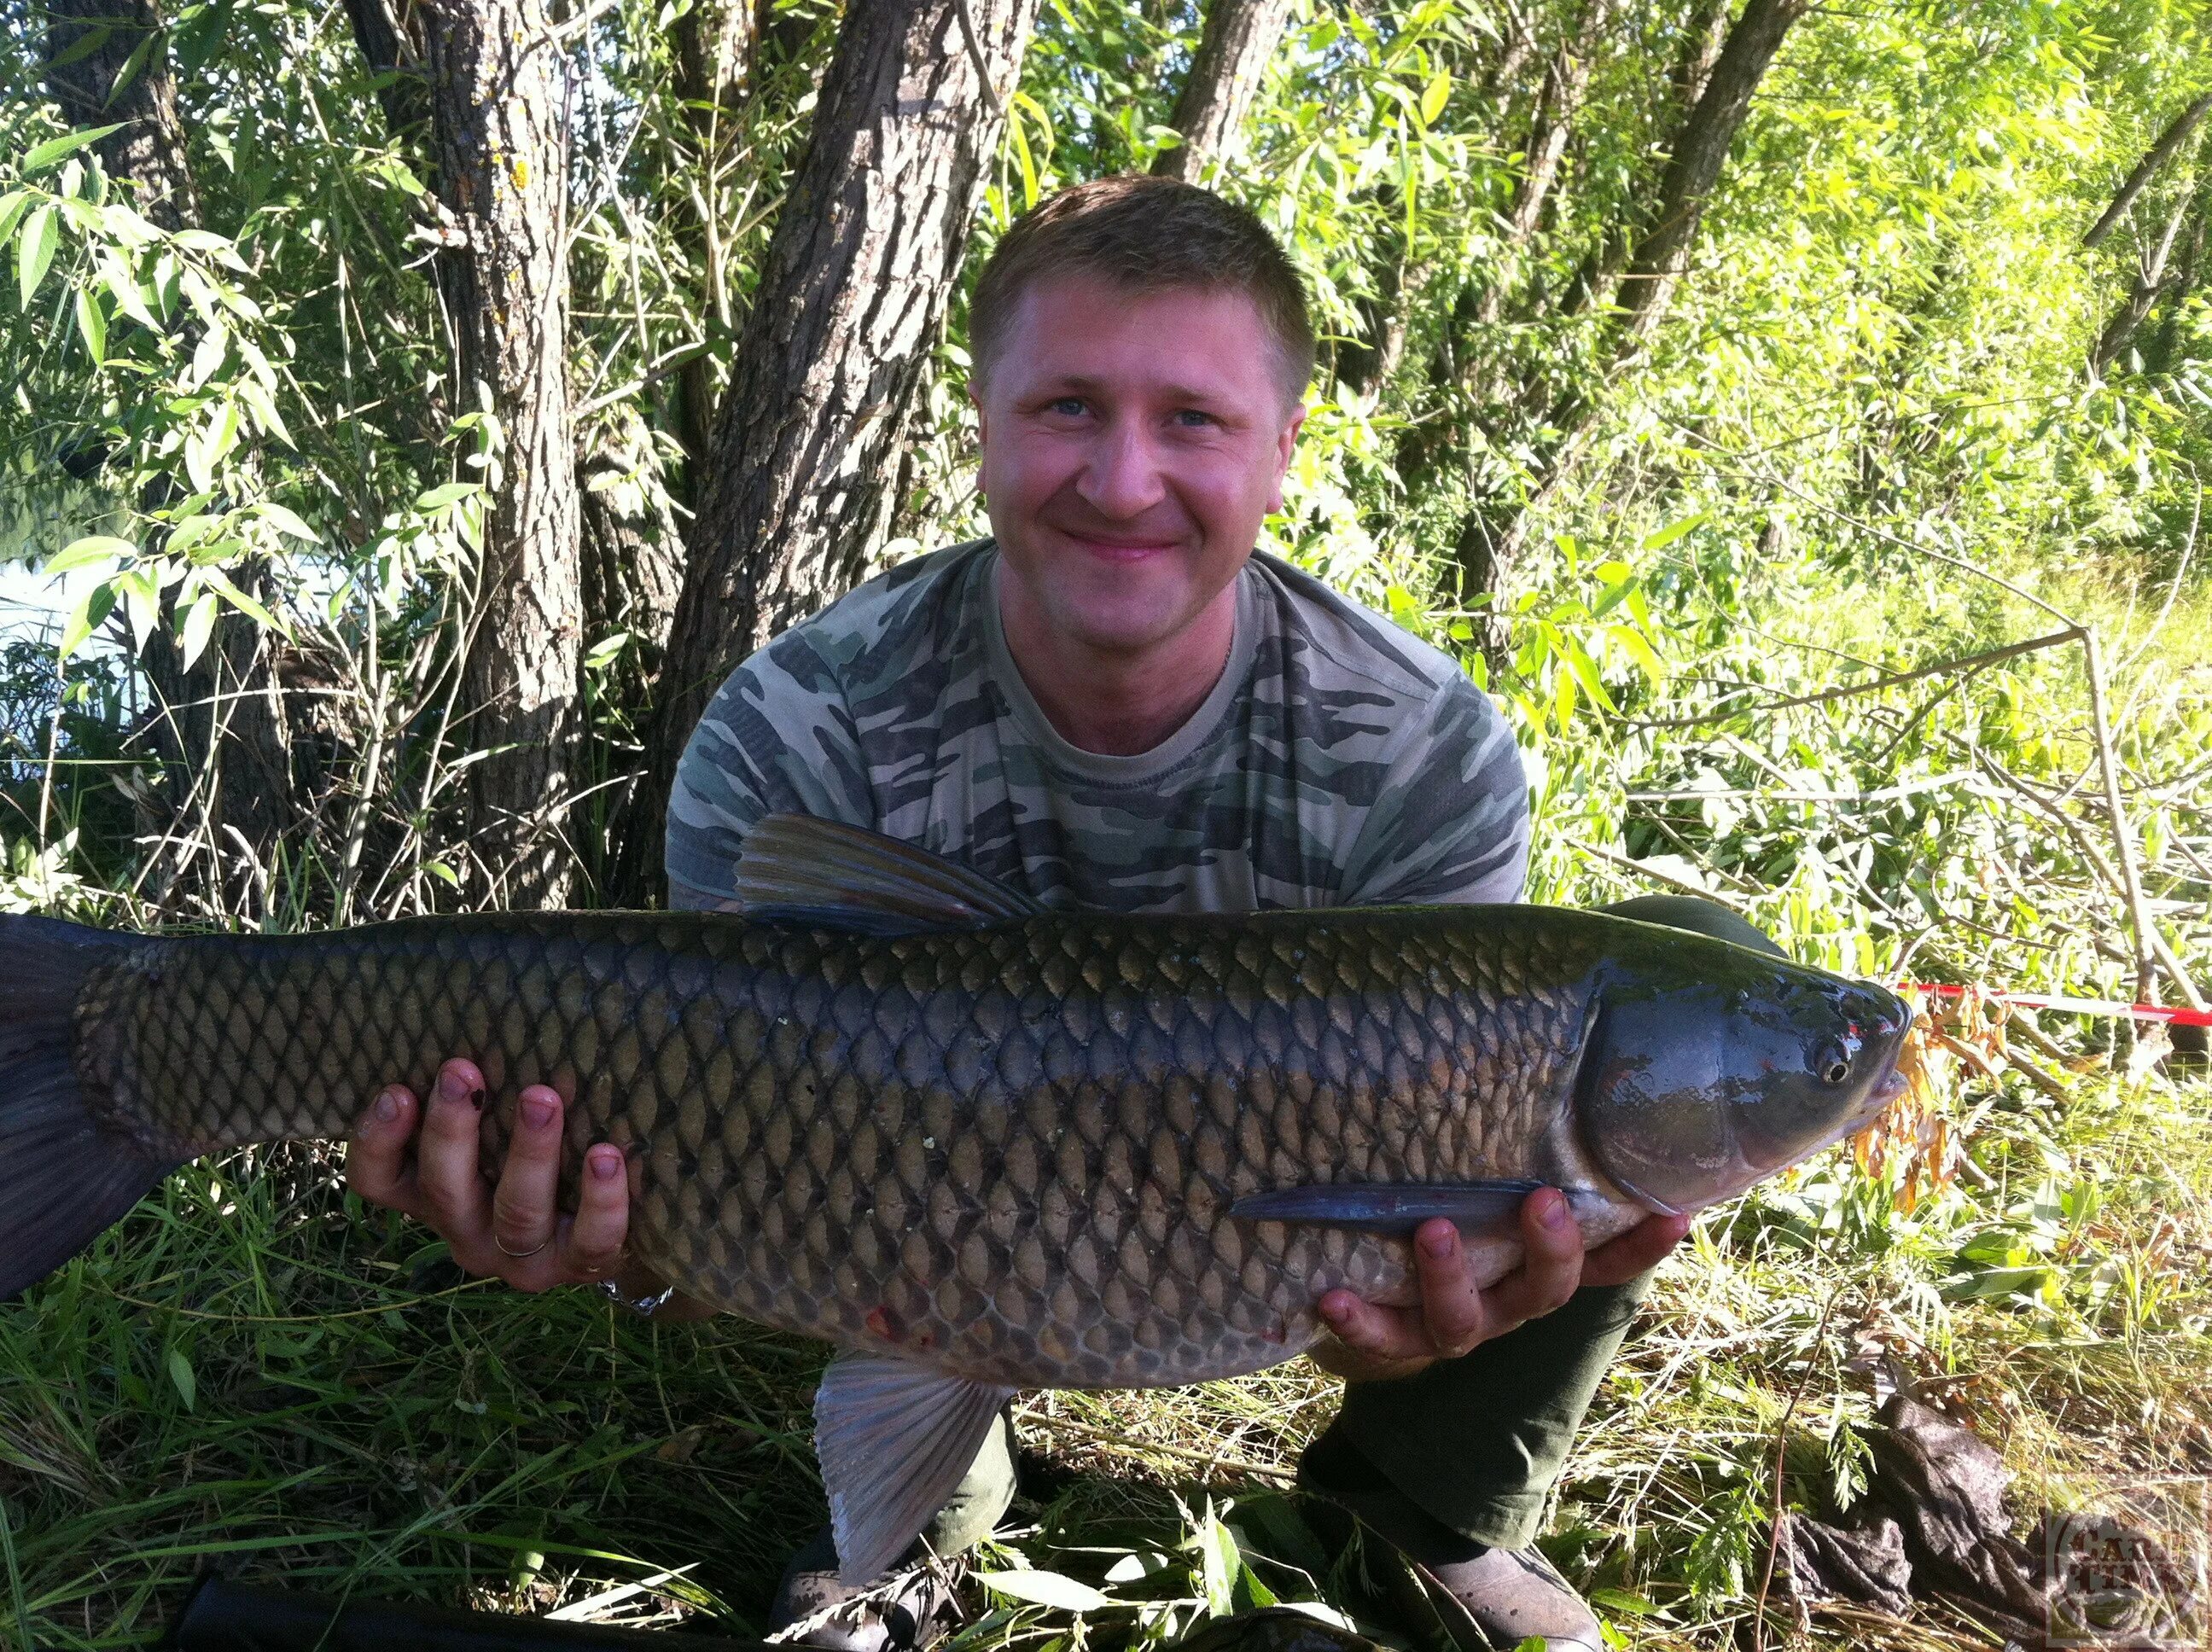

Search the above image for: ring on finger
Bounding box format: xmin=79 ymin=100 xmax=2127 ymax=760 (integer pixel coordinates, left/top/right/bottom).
xmin=495 ymin=1232 xmax=552 ymax=1259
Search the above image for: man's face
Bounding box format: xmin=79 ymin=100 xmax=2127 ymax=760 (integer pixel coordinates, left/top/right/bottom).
xmin=973 ymin=275 xmax=1306 ymax=659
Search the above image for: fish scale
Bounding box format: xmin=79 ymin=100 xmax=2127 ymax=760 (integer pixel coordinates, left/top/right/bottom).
xmin=71 ymin=905 xmax=1600 ymax=1390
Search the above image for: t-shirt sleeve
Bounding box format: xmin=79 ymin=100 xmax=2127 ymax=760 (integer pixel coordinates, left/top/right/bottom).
xmin=663 ymin=631 xmax=876 ymax=907
xmin=1335 ymin=677 xmax=1530 ymax=905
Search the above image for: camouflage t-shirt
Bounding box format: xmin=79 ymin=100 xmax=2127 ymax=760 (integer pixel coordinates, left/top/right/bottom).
xmin=666 ymin=538 xmax=1529 ymax=915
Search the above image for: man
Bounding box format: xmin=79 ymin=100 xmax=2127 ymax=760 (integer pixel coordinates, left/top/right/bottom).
xmin=348 ymin=176 xmax=1703 ymax=1651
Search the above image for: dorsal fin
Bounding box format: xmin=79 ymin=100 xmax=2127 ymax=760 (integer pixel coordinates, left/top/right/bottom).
xmin=734 ymin=813 xmax=1045 ymax=934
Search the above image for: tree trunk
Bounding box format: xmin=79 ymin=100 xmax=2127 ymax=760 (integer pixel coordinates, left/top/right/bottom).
xmin=41 ymin=0 xmax=199 ymax=231
xmin=1610 ymin=0 xmax=1810 ymax=346
xmin=2084 ymin=90 xmax=2212 ymax=250
xmin=45 ymin=0 xmax=315 ymax=903
xmin=1466 ymin=0 xmax=1622 ymax=357
xmin=2089 ymin=179 xmax=2197 ymax=375
xmin=342 ymin=0 xmax=433 ymax=142
xmin=1150 ymin=0 xmax=1294 ymax=180
xmin=424 ymin=0 xmax=584 ymax=907
xmin=633 ymin=0 xmax=1038 ymax=905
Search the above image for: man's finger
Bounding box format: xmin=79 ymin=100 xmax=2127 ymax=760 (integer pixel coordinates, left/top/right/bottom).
xmin=416 ymin=1057 xmax=491 ymax=1234
xmin=1480 ymin=1188 xmax=1586 ymax=1329
xmin=562 ymin=1143 xmax=630 ymax=1277
xmin=490 ymin=1085 xmax=566 ymax=1262
xmin=1580 ymin=1209 xmax=1693 ymax=1288
xmin=1407 ymin=1219 xmax=1488 ymax=1358
xmin=346 ymin=1084 xmax=420 ymax=1213
xmin=1318 ymin=1288 xmax=1431 ymax=1364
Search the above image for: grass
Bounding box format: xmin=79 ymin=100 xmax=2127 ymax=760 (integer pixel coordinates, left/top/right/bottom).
xmin=2 ymin=1034 xmax=2208 ymax=1650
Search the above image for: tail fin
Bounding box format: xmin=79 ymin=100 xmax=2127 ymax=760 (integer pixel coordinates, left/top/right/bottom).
xmin=0 ymin=916 xmax=173 ymax=1300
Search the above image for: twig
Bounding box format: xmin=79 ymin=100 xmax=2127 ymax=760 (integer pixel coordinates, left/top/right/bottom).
xmin=948 ymin=0 xmax=1004 ymax=116
xmin=2081 ymin=626 xmax=2203 ymax=1010
xmin=1628 ymin=629 xmax=2081 ymax=731
xmin=1972 ymin=750 xmax=2205 ymax=1009
xmin=1752 ymin=1284 xmax=1844 ymax=1652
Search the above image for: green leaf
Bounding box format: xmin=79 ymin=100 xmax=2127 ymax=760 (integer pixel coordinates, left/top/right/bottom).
xmin=236 ymin=377 xmax=292 ymax=445
xmin=101 ymin=252 xmax=158 ymax=329
xmin=0 ymin=192 xmax=32 ymax=247
xmin=46 ymin=535 xmax=133 ymax=574
xmin=1639 ymin=513 xmax=1707 ymax=551
xmin=201 ymin=567 xmax=281 ymax=633
xmin=178 ymin=590 xmax=218 ymax=671
xmin=975 ymin=1571 xmax=1110 ymax=1613
xmin=255 ymin=502 xmax=317 ymax=543
xmin=117 ymin=566 xmax=160 ymax=652
xmin=17 ymin=203 xmax=59 ymax=310
xmin=189 ymin=322 xmax=228 ymax=390
xmin=20 ymin=125 xmax=125 ymax=175
xmin=1418 ymin=71 xmax=1451 ymax=126
xmin=166 ymin=1346 xmax=195 ymax=1411
xmin=58 ymin=581 xmax=115 ymax=660
xmin=414 ymin=481 xmax=481 ymax=511
xmin=74 ymin=284 xmax=106 ymax=364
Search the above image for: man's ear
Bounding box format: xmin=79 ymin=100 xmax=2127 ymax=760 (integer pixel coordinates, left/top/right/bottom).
xmin=1266 ymin=399 xmax=1309 ymax=515
xmin=969 ymin=376 xmax=990 ymax=447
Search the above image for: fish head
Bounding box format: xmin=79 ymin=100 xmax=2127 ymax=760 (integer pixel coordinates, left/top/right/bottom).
xmin=1575 ymin=945 xmax=1910 ymax=1215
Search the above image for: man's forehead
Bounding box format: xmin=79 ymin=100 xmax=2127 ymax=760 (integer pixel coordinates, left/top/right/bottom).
xmin=995 ymin=278 xmax=1280 ymax=393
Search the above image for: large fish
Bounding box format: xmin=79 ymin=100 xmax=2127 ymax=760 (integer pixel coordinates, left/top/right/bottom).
xmin=0 ymin=815 xmax=1907 ymax=1580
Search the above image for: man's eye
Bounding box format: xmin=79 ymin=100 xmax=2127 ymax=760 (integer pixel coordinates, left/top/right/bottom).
xmin=1048 ymin=398 xmax=1086 ymax=417
xmin=1174 ymin=409 xmax=1217 ymax=428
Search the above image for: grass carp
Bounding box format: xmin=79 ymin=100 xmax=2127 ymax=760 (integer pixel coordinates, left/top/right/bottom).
xmin=0 ymin=814 xmax=1908 ymax=1581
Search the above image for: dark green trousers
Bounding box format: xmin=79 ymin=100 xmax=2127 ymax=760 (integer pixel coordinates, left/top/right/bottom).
xmin=916 ymin=894 xmax=1763 ymax=1558
xmin=920 ymin=1272 xmax=1653 ymax=1556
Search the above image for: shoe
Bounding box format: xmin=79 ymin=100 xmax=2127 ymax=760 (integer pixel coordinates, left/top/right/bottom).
xmin=767 ymin=1527 xmax=959 ymax=1652
xmin=1296 ymin=1429 xmax=1602 ymax=1652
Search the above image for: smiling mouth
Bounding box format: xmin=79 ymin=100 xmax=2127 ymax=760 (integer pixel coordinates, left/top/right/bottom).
xmin=1068 ymin=535 xmax=1178 ymax=561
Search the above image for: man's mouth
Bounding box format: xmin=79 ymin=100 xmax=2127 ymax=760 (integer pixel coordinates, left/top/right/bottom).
xmin=1057 ymin=529 xmax=1182 ymax=562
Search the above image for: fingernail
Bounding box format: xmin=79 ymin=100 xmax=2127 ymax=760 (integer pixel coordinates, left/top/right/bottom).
xmin=374 ymin=1089 xmax=402 ymax=1122
xmin=1319 ymin=1295 xmax=1351 ymax=1324
xmin=591 ymin=1148 xmax=621 ymax=1182
xmin=437 ymin=1067 xmax=472 ymax=1105
xmin=1422 ymin=1224 xmax=1455 ymax=1258
xmin=521 ymin=1095 xmax=557 ymax=1130
xmin=1540 ymin=1190 xmax=1570 ymax=1230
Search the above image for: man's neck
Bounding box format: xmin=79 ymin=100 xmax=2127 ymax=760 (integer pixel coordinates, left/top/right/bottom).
xmin=994 ymin=567 xmax=1240 ymax=758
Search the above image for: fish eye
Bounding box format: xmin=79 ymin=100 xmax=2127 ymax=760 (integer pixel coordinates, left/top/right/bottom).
xmin=1814 ymin=1038 xmax=1854 ymax=1087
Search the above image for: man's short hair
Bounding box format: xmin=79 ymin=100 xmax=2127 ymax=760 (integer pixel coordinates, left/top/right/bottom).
xmin=969 ymin=176 xmax=1315 ymax=405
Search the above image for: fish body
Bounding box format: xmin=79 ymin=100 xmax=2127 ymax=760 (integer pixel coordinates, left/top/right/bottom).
xmin=0 ymin=814 xmax=1910 ymax=1580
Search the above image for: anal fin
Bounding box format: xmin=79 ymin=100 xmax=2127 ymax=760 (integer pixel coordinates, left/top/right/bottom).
xmin=813 ymin=1352 xmax=1016 ymax=1586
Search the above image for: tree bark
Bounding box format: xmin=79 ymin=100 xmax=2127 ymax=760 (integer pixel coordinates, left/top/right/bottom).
xmin=2084 ymin=90 xmax=2212 ymax=250
xmin=1150 ymin=0 xmax=1294 ymax=180
xmin=1610 ymin=0 xmax=1810 ymax=346
xmin=424 ymin=0 xmax=584 ymax=907
xmin=634 ymin=0 xmax=1038 ymax=905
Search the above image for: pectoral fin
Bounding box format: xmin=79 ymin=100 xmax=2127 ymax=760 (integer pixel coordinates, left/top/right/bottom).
xmin=813 ymin=1352 xmax=1017 ymax=1585
xmin=1231 ymin=1181 xmax=1604 ymax=1238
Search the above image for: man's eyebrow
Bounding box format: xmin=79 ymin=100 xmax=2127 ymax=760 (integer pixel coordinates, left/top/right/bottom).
xmin=1035 ymin=374 xmax=1234 ymax=404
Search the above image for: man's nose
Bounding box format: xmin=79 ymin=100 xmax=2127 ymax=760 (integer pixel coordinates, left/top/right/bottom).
xmin=1075 ymin=418 xmax=1167 ymax=519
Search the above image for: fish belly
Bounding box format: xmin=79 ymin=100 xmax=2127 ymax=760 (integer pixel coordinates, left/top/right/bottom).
xmin=84 ymin=906 xmax=1614 ymax=1389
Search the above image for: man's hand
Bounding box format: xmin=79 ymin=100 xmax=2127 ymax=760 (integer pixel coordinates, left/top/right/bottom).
xmin=1309 ymin=1189 xmax=1692 ymax=1383
xmin=346 ymin=1056 xmax=713 ymax=1318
